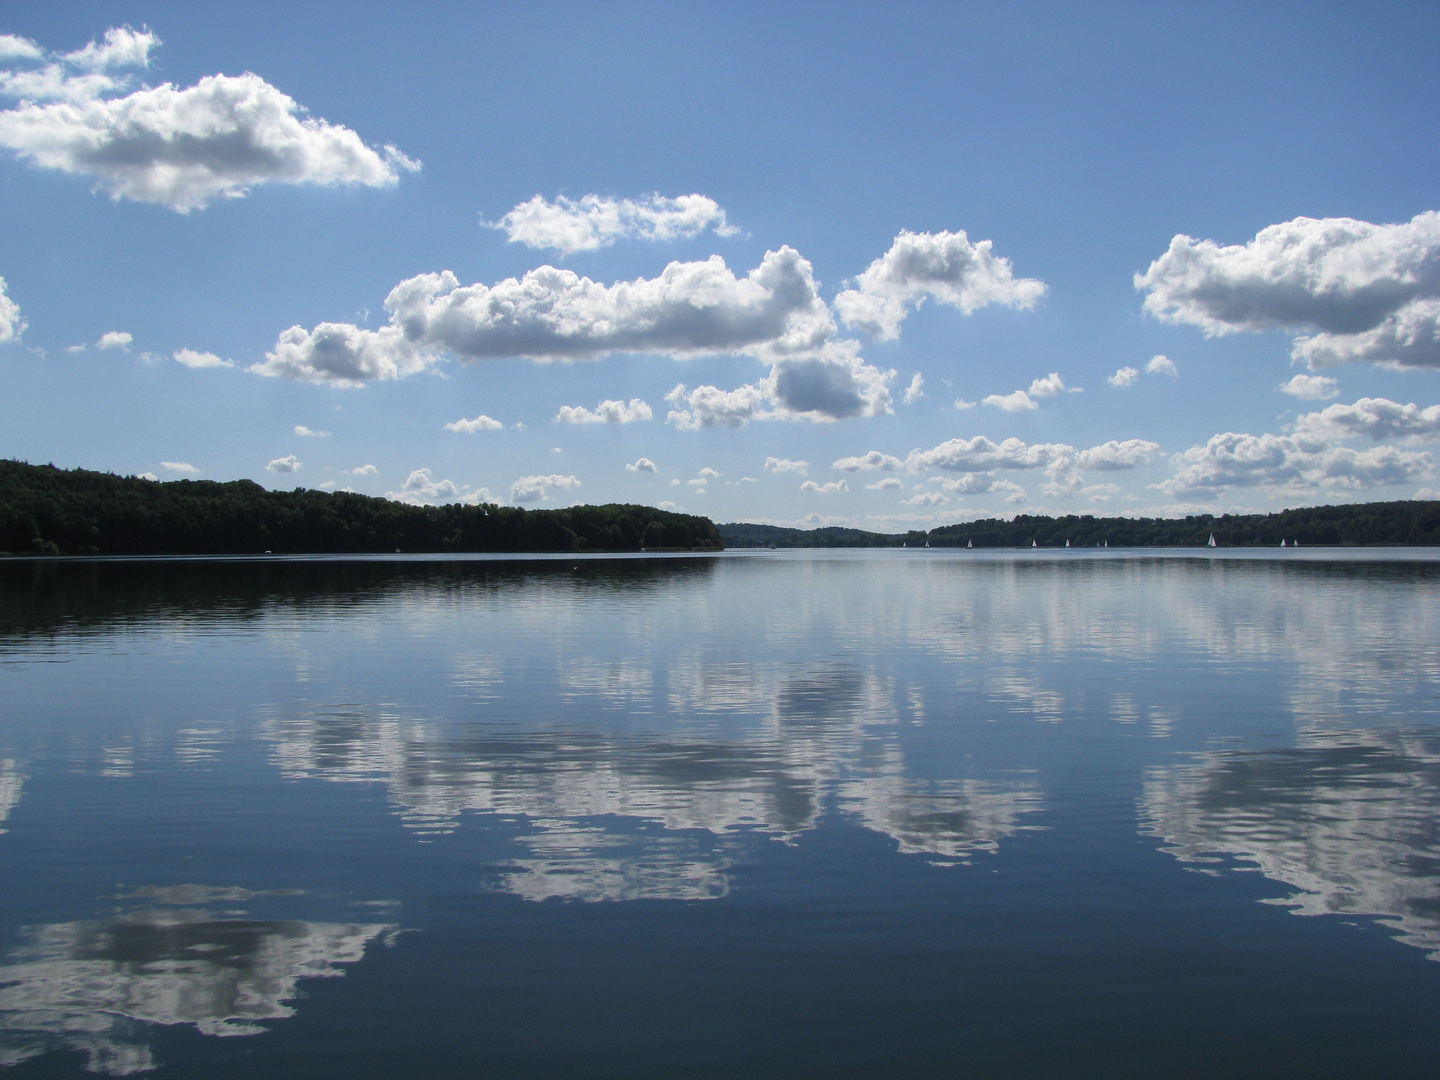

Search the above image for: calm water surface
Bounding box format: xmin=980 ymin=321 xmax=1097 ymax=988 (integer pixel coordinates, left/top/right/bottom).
xmin=1 ymin=549 xmax=1439 ymax=1077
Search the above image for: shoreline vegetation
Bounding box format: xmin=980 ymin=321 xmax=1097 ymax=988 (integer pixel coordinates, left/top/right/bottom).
xmin=2 ymin=460 xmax=1437 ymax=556
xmin=720 ymin=501 xmax=1440 ymax=549
xmin=0 ymin=461 xmax=722 ymax=556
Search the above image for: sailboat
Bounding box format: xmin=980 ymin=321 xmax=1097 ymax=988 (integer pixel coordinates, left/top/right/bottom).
xmin=1031 ymin=539 xmax=1037 ymax=548
xmin=966 ymin=539 xmax=973 ymax=549
xmin=1064 ymin=539 xmax=1070 ymax=548
xmin=1280 ymin=539 xmax=1287 ymax=547
xmin=1208 ymin=533 xmax=1217 ymax=547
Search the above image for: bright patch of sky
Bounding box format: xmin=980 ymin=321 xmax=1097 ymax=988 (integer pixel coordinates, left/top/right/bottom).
xmin=2 ymin=4 xmax=1439 ymax=525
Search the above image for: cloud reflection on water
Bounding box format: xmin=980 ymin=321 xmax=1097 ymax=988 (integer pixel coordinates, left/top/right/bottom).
xmin=0 ymin=887 xmax=396 ymax=1075
xmin=0 ymin=759 xmax=21 ymax=833
xmin=1142 ymin=728 xmax=1440 ymax=957
xmin=7 ymin=555 xmax=1439 ymax=919
xmin=264 ymin=656 xmax=1043 ymax=899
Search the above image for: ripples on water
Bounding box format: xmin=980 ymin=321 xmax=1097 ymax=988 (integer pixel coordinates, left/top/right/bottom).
xmin=1 ymin=550 xmax=1438 ymax=1077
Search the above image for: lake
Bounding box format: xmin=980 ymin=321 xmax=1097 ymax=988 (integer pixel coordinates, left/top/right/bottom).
xmin=2 ymin=548 xmax=1439 ymax=1078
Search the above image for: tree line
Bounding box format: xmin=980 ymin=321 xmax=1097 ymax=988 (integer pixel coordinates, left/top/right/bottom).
xmin=0 ymin=460 xmax=722 ymax=555
xmin=721 ymin=501 xmax=1440 ymax=548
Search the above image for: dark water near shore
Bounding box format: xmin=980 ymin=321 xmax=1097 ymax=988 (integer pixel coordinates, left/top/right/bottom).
xmin=2 ymin=549 xmax=1439 ymax=1078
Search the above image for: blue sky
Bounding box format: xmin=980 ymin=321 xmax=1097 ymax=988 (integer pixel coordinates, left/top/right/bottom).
xmin=2 ymin=2 xmax=1438 ymax=527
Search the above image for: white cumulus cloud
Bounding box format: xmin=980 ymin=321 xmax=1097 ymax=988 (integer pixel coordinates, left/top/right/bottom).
xmin=764 ymin=457 xmax=810 ymax=474
xmin=665 ymin=381 xmax=768 ymax=429
xmin=907 ymin=436 xmax=1071 ymax=474
xmin=1027 ymin=372 xmax=1069 ymax=397
xmin=1160 ymin=431 xmax=1431 ymax=498
xmin=266 ymin=455 xmax=301 ymax=474
xmin=901 ymin=490 xmax=946 ymax=507
xmin=172 ymin=347 xmax=230 ymax=368
xmin=0 ymin=35 xmax=44 ymax=62
xmin=510 ymin=473 xmax=580 ymax=504
xmin=350 ymin=464 xmax=378 ymax=475
xmin=996 ymin=481 xmax=1029 ymax=503
xmin=1110 ymin=357 xmax=1173 ymax=387
xmin=1278 ymin=373 xmax=1340 ymax=400
xmin=1074 ymin=439 xmax=1164 ymax=471
xmin=255 ymin=323 xmax=431 ymax=387
xmin=487 ymin=192 xmax=737 ymax=255
xmin=294 ymin=425 xmax=329 ymax=437
xmin=0 ymin=275 xmax=24 ymax=342
xmin=895 ymin=436 xmax=1159 ymax=498
xmin=62 ymin=27 xmax=158 ymax=72
xmin=931 ymin=472 xmax=1009 ymax=496
xmin=1135 ymin=212 xmax=1440 ymax=369
xmin=445 ymin=414 xmax=504 ymax=433
xmin=833 ymin=450 xmax=904 ymax=472
xmin=866 ymin=477 xmax=903 ymax=490
xmin=0 ymin=29 xmax=418 ymax=212
xmin=160 ymin=460 xmax=197 ymax=474
xmin=1043 ymin=440 xmax=1162 ymax=498
xmin=903 ymin=373 xmax=925 ymax=404
xmin=767 ymin=347 xmax=894 ymax=421
xmin=257 ymin=248 xmax=837 ymax=384
xmin=835 ymin=229 xmax=1046 ymax=340
xmin=666 ymin=347 xmax=894 ymax=428
xmin=625 ymin=457 xmax=657 ymax=473
xmin=982 ymin=373 xmax=1074 ymax=412
xmin=555 ymin=398 xmax=652 ymax=424
xmin=0 ymin=29 xmax=158 ymax=105
xmin=801 ymin=479 xmax=849 ymax=493
xmin=97 ymin=330 xmax=131 ymax=349
xmin=1291 ymin=397 xmax=1440 ymax=443
xmin=920 ymin=474 xmax=1029 ymax=504
xmin=386 ymin=468 xmax=491 ymax=505
xmin=982 ymin=390 xmax=1036 ymax=412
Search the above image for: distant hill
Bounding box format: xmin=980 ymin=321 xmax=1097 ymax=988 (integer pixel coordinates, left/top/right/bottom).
xmin=721 ymin=501 xmax=1440 ymax=548
xmin=0 ymin=460 xmax=722 ymax=556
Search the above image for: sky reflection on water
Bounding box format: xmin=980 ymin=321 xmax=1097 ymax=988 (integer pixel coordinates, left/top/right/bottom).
xmin=1144 ymin=728 xmax=1440 ymax=957
xmin=0 ymin=886 xmax=395 ymax=1075
xmin=1 ymin=550 xmax=1439 ymax=1076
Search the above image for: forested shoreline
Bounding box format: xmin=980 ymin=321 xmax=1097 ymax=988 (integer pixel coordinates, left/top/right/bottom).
xmin=721 ymin=500 xmax=1440 ymax=549
xmin=0 ymin=461 xmax=722 ymax=555
xmin=5 ymin=460 xmax=1437 ymax=556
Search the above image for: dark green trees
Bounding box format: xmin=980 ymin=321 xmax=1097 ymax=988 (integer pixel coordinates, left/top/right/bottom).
xmin=0 ymin=461 xmax=722 ymax=555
